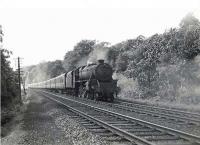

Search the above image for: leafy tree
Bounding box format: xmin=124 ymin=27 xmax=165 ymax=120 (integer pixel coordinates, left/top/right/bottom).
xmin=116 ymin=52 xmax=129 ymax=72
xmin=1 ymin=26 xmax=21 ymax=107
xmin=25 ymin=60 xmax=65 ymax=84
xmin=1 ymin=49 xmax=20 ymax=107
xmin=74 ymin=40 xmax=96 ymax=56
xmin=179 ymin=13 xmax=200 ymax=59
xmin=47 ymin=60 xmax=65 ymax=78
xmin=112 ymin=15 xmax=200 ymax=97
xmin=63 ymin=40 xmax=96 ymax=71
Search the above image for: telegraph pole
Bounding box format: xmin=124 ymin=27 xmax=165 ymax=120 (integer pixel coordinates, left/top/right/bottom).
xmin=17 ymin=57 xmax=22 ymax=99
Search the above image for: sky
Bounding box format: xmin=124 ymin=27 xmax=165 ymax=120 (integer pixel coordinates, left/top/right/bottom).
xmin=1 ymin=0 xmax=200 ymax=69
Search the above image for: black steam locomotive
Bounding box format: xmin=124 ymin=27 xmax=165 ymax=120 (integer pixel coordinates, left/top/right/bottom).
xmin=28 ymin=59 xmax=117 ymax=102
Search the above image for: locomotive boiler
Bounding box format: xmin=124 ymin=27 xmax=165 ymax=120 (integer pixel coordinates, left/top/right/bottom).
xmin=77 ymin=59 xmax=117 ymax=102
xmin=79 ymin=59 xmax=112 ymax=81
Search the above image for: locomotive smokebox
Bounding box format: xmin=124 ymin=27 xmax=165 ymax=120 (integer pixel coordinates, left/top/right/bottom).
xmin=79 ymin=59 xmax=112 ymax=82
xmin=98 ymin=59 xmax=104 ymax=64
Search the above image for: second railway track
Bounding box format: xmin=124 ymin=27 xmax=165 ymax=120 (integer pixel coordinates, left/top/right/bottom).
xmin=115 ymin=99 xmax=200 ymax=122
xmin=35 ymin=89 xmax=200 ymax=145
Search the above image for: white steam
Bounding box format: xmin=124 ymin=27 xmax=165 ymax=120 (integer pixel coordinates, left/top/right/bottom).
xmin=87 ymin=42 xmax=110 ymax=64
xmin=113 ymin=73 xmax=140 ymax=99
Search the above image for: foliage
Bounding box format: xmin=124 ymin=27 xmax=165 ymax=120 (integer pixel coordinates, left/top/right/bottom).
xmin=1 ymin=25 xmax=21 ymax=108
xmin=25 ymin=60 xmax=65 ymax=84
xmin=63 ymin=40 xmax=96 ymax=71
xmin=46 ymin=60 xmax=65 ymax=78
xmin=110 ymin=14 xmax=200 ymax=98
xmin=1 ymin=48 xmax=20 ymax=107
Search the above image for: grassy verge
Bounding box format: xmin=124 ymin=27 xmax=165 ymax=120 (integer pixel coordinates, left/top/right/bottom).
xmin=1 ymin=97 xmax=23 ymax=137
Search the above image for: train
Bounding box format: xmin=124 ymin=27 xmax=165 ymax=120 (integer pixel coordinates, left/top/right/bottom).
xmin=28 ymin=59 xmax=118 ymax=102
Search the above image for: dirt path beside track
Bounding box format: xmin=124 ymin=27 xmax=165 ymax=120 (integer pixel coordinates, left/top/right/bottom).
xmin=1 ymin=90 xmax=107 ymax=145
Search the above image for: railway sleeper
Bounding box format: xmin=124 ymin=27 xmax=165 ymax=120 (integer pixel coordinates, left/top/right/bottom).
xmin=145 ymin=135 xmax=182 ymax=141
xmin=133 ymin=131 xmax=166 ymax=136
xmin=72 ymin=118 xmax=88 ymax=121
xmin=79 ymin=121 xmax=93 ymax=124
xmin=90 ymin=128 xmax=110 ymax=133
xmin=104 ymin=117 xmax=127 ymax=123
xmin=121 ymin=126 xmax=156 ymax=133
xmin=100 ymin=119 xmax=120 ymax=122
xmin=77 ymin=119 xmax=91 ymax=123
xmin=81 ymin=123 xmax=97 ymax=126
xmin=112 ymin=124 xmax=141 ymax=128
xmin=86 ymin=113 xmax=106 ymax=116
xmin=86 ymin=126 xmax=104 ymax=129
xmin=185 ymin=121 xmax=199 ymax=126
xmin=106 ymin=121 xmax=131 ymax=124
xmin=96 ymin=132 xmax=117 ymax=137
xmin=128 ymin=128 xmax=155 ymax=133
xmin=105 ymin=138 xmax=133 ymax=144
xmin=73 ymin=117 xmax=89 ymax=120
xmin=149 ymin=139 xmax=191 ymax=145
xmin=175 ymin=121 xmax=195 ymax=125
xmin=95 ymin=117 xmax=116 ymax=120
xmin=101 ymin=136 xmax=130 ymax=142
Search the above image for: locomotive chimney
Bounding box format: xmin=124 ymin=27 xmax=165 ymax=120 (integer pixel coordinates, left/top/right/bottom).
xmin=98 ymin=59 xmax=104 ymax=64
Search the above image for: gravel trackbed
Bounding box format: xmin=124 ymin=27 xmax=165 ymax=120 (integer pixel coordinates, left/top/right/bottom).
xmin=1 ymin=90 xmax=108 ymax=145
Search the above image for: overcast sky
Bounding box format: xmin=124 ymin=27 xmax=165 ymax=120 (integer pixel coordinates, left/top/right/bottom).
xmin=1 ymin=0 xmax=200 ymax=68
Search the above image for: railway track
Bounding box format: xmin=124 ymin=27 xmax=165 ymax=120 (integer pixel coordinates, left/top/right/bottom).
xmin=108 ymin=100 xmax=200 ymax=126
xmin=47 ymin=91 xmax=200 ymax=127
xmin=35 ymin=89 xmax=200 ymax=145
xmin=115 ymin=99 xmax=200 ymax=122
xmin=64 ymin=94 xmax=200 ymax=126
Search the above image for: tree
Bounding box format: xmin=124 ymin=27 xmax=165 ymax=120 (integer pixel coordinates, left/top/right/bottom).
xmin=47 ymin=60 xmax=65 ymax=78
xmin=1 ymin=49 xmax=20 ymax=107
xmin=1 ymin=26 xmax=21 ymax=107
xmin=116 ymin=52 xmax=129 ymax=72
xmin=179 ymin=13 xmax=200 ymax=59
xmin=63 ymin=40 xmax=96 ymax=71
xmin=74 ymin=40 xmax=96 ymax=56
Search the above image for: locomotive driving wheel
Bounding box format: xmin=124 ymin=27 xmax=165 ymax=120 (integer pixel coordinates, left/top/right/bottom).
xmin=94 ymin=92 xmax=101 ymax=101
xmin=78 ymin=85 xmax=87 ymax=98
xmin=107 ymin=93 xmax=114 ymax=102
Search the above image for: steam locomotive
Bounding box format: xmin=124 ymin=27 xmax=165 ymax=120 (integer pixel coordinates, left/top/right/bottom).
xmin=28 ymin=59 xmax=117 ymax=102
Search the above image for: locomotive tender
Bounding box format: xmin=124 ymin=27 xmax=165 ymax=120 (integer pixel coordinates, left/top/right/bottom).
xmin=28 ymin=59 xmax=117 ymax=102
